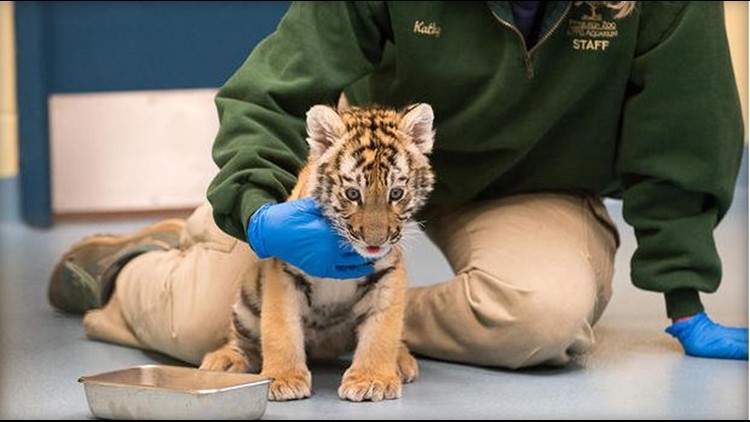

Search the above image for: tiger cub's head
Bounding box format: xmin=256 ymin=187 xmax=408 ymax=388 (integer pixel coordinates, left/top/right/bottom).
xmin=305 ymin=104 xmax=435 ymax=259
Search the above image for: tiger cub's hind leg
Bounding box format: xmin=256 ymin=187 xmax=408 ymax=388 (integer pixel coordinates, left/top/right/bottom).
xmin=396 ymin=343 xmax=419 ymax=384
xmin=200 ymin=342 xmax=259 ymax=373
xmin=200 ymin=280 xmax=263 ymax=373
xmin=200 ymin=315 xmax=262 ymax=373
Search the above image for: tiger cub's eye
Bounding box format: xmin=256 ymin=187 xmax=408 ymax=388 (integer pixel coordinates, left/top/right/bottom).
xmin=389 ymin=188 xmax=404 ymax=201
xmin=345 ymin=188 xmax=361 ymax=201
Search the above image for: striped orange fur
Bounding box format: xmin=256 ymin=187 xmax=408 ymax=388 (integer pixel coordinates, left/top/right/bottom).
xmin=200 ymin=104 xmax=435 ymax=402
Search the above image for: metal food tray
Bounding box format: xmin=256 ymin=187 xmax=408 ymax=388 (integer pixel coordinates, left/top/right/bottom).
xmin=78 ymin=365 xmax=270 ymax=420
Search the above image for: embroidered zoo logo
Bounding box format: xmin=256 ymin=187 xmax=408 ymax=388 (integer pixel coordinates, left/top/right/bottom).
xmin=567 ymin=2 xmax=618 ymax=51
xmin=413 ymin=20 xmax=441 ymax=37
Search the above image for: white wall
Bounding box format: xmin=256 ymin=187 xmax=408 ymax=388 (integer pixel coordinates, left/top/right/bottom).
xmin=50 ymin=89 xmax=219 ymax=213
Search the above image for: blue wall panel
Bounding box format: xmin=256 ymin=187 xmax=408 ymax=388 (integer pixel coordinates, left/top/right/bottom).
xmin=16 ymin=1 xmax=51 ymax=227
xmin=16 ymin=1 xmax=290 ymax=227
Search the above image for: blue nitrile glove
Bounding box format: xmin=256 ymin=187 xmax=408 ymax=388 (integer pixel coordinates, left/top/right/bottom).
xmin=247 ymin=198 xmax=374 ymax=279
xmin=665 ymin=312 xmax=748 ymax=360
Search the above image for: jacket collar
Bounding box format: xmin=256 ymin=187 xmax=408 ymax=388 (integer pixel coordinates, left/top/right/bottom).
xmin=487 ymin=1 xmax=570 ymax=36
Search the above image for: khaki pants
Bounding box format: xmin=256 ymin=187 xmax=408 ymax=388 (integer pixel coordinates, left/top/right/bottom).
xmin=83 ymin=193 xmax=618 ymax=368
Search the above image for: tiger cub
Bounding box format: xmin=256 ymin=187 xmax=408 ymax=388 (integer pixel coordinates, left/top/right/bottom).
xmin=200 ymin=104 xmax=435 ymax=402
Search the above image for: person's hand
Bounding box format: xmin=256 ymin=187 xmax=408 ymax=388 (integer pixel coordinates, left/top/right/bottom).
xmin=247 ymin=198 xmax=374 ymax=279
xmin=665 ymin=312 xmax=748 ymax=360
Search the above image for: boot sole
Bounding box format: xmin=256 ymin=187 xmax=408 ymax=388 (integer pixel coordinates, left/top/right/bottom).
xmin=48 ymin=219 xmax=186 ymax=313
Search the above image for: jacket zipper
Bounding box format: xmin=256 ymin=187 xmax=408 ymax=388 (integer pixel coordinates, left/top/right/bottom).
xmin=491 ymin=2 xmax=572 ymax=78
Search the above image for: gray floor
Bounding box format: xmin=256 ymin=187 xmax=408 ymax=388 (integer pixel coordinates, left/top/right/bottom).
xmin=0 ymin=160 xmax=747 ymax=419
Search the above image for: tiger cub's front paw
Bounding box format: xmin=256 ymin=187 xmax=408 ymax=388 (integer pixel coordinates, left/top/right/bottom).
xmin=338 ymin=368 xmax=401 ymax=402
xmin=262 ymin=368 xmax=312 ymax=401
xmin=200 ymin=345 xmax=251 ymax=373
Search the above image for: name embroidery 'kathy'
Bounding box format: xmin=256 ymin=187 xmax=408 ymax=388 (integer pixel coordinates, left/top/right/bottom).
xmin=413 ymin=20 xmax=441 ymax=37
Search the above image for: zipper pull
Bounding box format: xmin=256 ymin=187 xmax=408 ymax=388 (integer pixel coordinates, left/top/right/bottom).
xmin=523 ymin=53 xmax=534 ymax=78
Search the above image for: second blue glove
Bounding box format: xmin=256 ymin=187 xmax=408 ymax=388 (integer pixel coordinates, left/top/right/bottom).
xmin=665 ymin=312 xmax=748 ymax=360
xmin=247 ymin=198 xmax=374 ymax=279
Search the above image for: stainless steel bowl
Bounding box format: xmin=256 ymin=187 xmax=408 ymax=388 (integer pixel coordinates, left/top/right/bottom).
xmin=78 ymin=365 xmax=270 ymax=420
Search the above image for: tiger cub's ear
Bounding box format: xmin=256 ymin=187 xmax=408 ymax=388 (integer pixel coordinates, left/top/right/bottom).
xmin=306 ymin=105 xmax=346 ymax=159
xmin=399 ymin=103 xmax=435 ymax=155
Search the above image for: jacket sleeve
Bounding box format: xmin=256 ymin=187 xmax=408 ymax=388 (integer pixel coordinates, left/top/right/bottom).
xmin=207 ymin=2 xmax=391 ymax=240
xmin=618 ymin=2 xmax=744 ymax=318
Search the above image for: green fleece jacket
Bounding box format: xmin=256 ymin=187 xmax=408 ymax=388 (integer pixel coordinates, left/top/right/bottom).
xmin=206 ymin=1 xmax=743 ymax=318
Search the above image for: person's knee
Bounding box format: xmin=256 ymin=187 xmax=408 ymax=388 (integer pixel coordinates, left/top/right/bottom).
xmin=512 ymin=295 xmax=593 ymax=366
xmin=459 ymin=270 xmax=594 ymax=368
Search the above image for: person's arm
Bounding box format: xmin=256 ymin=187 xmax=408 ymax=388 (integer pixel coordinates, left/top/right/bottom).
xmin=207 ymin=2 xmax=391 ymax=240
xmin=618 ymin=2 xmax=746 ymax=358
